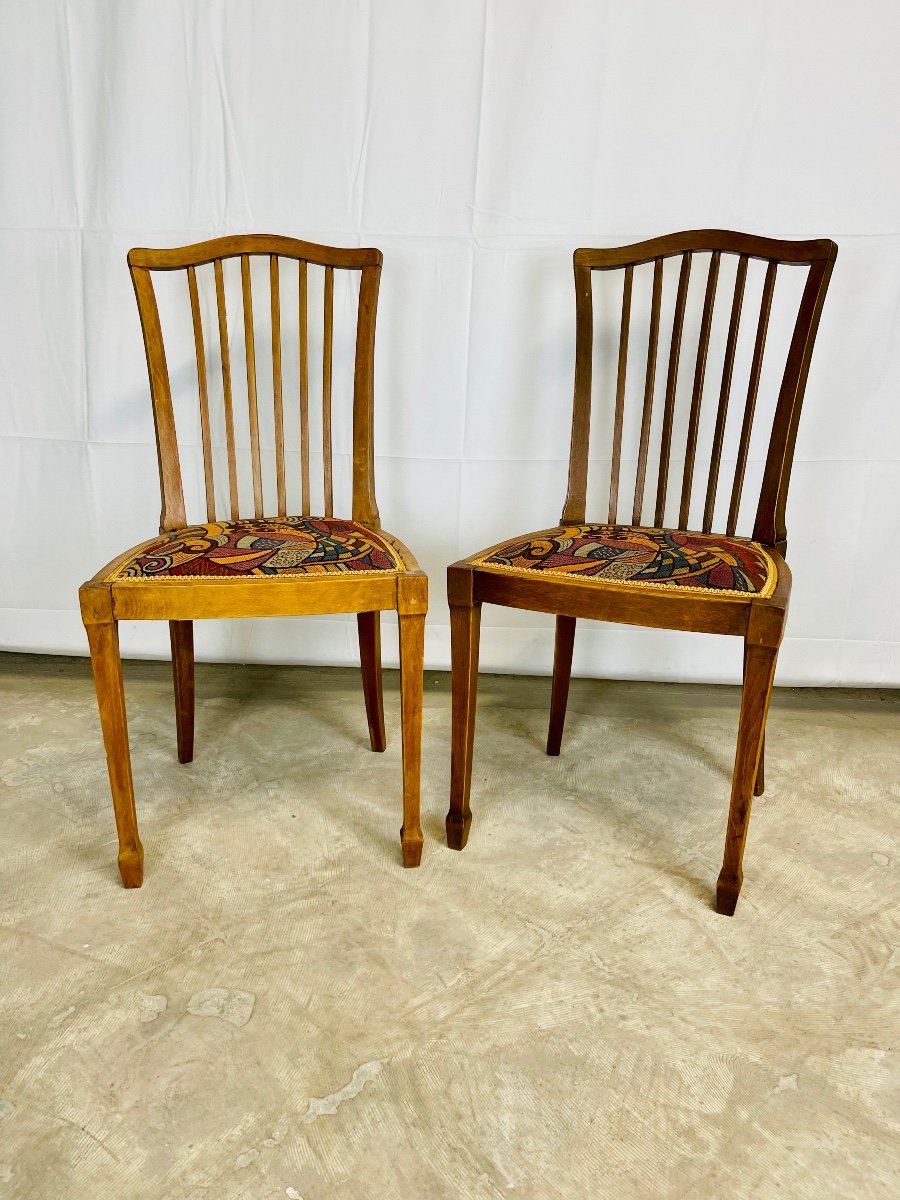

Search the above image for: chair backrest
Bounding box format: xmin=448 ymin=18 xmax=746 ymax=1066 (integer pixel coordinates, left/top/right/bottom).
xmin=562 ymin=230 xmax=837 ymax=553
xmin=129 ymin=234 xmax=383 ymax=532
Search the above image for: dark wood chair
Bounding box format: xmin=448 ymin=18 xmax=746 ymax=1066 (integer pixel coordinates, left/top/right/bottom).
xmin=446 ymin=230 xmax=836 ymax=915
xmin=80 ymin=235 xmax=426 ymax=887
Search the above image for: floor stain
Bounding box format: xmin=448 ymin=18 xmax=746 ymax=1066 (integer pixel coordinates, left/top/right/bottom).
xmin=301 ymin=1061 xmax=384 ymax=1124
xmin=137 ymin=993 xmax=167 ymax=1023
xmin=186 ymin=988 xmax=255 ymax=1028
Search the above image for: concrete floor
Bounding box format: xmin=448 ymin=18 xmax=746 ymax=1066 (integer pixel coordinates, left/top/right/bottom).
xmin=0 ymin=651 xmax=898 ymax=1199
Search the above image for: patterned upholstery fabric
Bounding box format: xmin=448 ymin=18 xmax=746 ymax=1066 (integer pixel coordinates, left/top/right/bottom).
xmin=108 ymin=516 xmax=404 ymax=580
xmin=473 ymin=524 xmax=775 ymax=597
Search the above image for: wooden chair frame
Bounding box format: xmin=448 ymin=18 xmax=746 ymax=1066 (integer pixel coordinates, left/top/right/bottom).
xmin=446 ymin=229 xmax=836 ymax=915
xmin=80 ymin=235 xmax=426 ymax=887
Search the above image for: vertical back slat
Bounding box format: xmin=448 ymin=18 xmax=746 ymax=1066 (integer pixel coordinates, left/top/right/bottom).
xmin=241 ymin=254 xmax=264 ymax=518
xmin=322 ymin=265 xmax=334 ymax=517
xmin=654 ymin=252 xmax=692 ymax=526
xmin=214 ymin=258 xmax=240 ymax=521
xmin=561 ymin=263 xmax=594 ymax=525
xmin=703 ymin=254 xmax=748 ymax=532
xmin=187 ymin=266 xmax=216 ymax=522
xmin=759 ymin=257 xmax=834 ymax=548
xmin=629 ymin=259 xmax=663 ymax=525
xmin=351 ymin=264 xmax=382 ymax=526
xmin=270 ymin=256 xmax=286 ymax=516
xmin=727 ymin=261 xmax=777 ymax=535
xmin=299 ymin=261 xmax=310 ymax=516
xmin=678 ymin=251 xmax=721 ymax=528
xmin=607 ymin=266 xmax=634 ymax=522
xmin=129 ymin=265 xmax=187 ymax=530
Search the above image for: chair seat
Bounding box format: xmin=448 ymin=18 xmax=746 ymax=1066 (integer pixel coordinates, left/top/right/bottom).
xmin=470 ymin=523 xmax=776 ymax=597
xmin=107 ymin=516 xmax=407 ymax=581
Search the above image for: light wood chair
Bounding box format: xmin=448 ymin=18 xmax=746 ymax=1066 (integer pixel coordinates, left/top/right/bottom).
xmin=80 ymin=235 xmax=426 ymax=887
xmin=446 ymin=230 xmax=836 ymax=915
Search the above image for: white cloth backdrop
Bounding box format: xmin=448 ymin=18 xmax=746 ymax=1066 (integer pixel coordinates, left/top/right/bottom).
xmin=2 ymin=0 xmax=899 ymax=685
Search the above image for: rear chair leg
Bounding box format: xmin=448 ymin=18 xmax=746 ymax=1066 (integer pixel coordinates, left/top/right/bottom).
xmin=717 ymin=640 xmax=778 ymax=916
xmin=755 ymin=734 xmax=765 ymax=797
xmin=547 ymin=615 xmax=576 ymax=756
xmin=82 ymin=601 xmax=144 ymax=888
xmin=743 ymin=643 xmax=766 ymax=796
xmin=170 ymin=620 xmax=195 ymax=764
xmin=446 ymin=600 xmax=482 ymax=850
xmin=357 ymin=611 xmax=387 ymax=753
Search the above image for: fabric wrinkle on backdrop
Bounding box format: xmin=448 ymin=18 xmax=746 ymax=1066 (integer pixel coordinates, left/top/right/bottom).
xmin=1 ymin=1 xmax=898 ymax=685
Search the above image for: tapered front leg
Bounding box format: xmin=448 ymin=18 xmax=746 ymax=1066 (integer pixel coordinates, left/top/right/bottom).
xmin=717 ymin=640 xmax=778 ymax=915
xmin=169 ymin=620 xmax=194 ymax=764
xmin=446 ymin=600 xmax=482 ymax=850
xmin=547 ymin=615 xmax=576 ymax=756
xmin=82 ymin=596 xmax=143 ymax=888
xmin=397 ymin=573 xmax=427 ymax=868
xmin=357 ymin=610 xmax=386 ymax=752
xmin=398 ymin=609 xmax=425 ymax=867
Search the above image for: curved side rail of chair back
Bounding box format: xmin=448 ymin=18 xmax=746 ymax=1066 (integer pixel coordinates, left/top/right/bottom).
xmin=563 ymin=229 xmax=837 ymax=553
xmin=128 ymin=234 xmax=383 ymax=533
